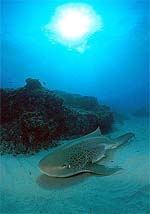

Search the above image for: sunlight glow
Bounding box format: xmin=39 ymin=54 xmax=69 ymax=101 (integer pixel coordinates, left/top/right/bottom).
xmin=44 ymin=3 xmax=103 ymax=52
xmin=56 ymin=8 xmax=93 ymax=39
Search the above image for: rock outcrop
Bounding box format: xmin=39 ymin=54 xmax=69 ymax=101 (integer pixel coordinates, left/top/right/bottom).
xmin=0 ymin=78 xmax=114 ymax=154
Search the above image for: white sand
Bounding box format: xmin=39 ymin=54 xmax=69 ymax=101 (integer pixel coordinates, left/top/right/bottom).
xmin=0 ymin=117 xmax=149 ymax=214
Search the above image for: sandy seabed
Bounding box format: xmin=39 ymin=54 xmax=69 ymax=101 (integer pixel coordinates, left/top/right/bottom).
xmin=0 ymin=116 xmax=150 ymax=214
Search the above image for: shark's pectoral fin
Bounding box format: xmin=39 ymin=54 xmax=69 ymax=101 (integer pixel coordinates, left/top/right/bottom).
xmin=85 ymin=163 xmax=122 ymax=176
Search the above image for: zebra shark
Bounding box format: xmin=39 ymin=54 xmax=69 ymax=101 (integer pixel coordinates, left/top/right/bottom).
xmin=38 ymin=127 xmax=135 ymax=177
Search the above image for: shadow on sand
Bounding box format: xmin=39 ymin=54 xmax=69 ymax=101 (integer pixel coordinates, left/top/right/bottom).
xmin=36 ymin=173 xmax=92 ymax=190
xmin=36 ymin=166 xmax=121 ymax=190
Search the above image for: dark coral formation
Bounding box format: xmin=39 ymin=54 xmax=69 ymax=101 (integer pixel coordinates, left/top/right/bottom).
xmin=0 ymin=78 xmax=114 ymax=155
xmin=53 ymin=90 xmax=113 ymax=135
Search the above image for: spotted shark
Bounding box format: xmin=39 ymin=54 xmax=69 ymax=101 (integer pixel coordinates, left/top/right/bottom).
xmin=38 ymin=127 xmax=135 ymax=177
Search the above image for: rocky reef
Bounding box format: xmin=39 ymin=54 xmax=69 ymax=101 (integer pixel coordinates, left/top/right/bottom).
xmin=0 ymin=78 xmax=114 ymax=155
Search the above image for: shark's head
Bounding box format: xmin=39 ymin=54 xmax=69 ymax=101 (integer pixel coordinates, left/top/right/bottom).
xmin=38 ymin=127 xmax=103 ymax=177
xmin=38 ymin=150 xmax=79 ymax=177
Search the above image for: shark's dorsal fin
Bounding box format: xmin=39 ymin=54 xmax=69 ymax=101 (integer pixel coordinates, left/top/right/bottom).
xmin=94 ymin=126 xmax=102 ymax=135
xmin=70 ymin=127 xmax=102 ymax=144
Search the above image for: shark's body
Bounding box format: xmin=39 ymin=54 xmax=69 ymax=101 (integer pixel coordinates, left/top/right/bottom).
xmin=38 ymin=127 xmax=135 ymax=177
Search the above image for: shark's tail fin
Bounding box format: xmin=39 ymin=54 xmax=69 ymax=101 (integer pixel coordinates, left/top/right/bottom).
xmin=112 ymin=132 xmax=135 ymax=149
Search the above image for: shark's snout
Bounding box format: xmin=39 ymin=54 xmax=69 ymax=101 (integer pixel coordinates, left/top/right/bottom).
xmin=38 ymin=159 xmax=48 ymax=173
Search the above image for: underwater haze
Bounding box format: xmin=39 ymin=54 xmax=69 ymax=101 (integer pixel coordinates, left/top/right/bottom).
xmin=1 ymin=1 xmax=150 ymax=214
xmin=1 ymin=0 xmax=149 ymax=113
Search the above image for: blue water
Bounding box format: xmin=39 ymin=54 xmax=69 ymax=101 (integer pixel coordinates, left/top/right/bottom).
xmin=1 ymin=1 xmax=150 ymax=213
xmin=1 ymin=0 xmax=149 ymax=113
